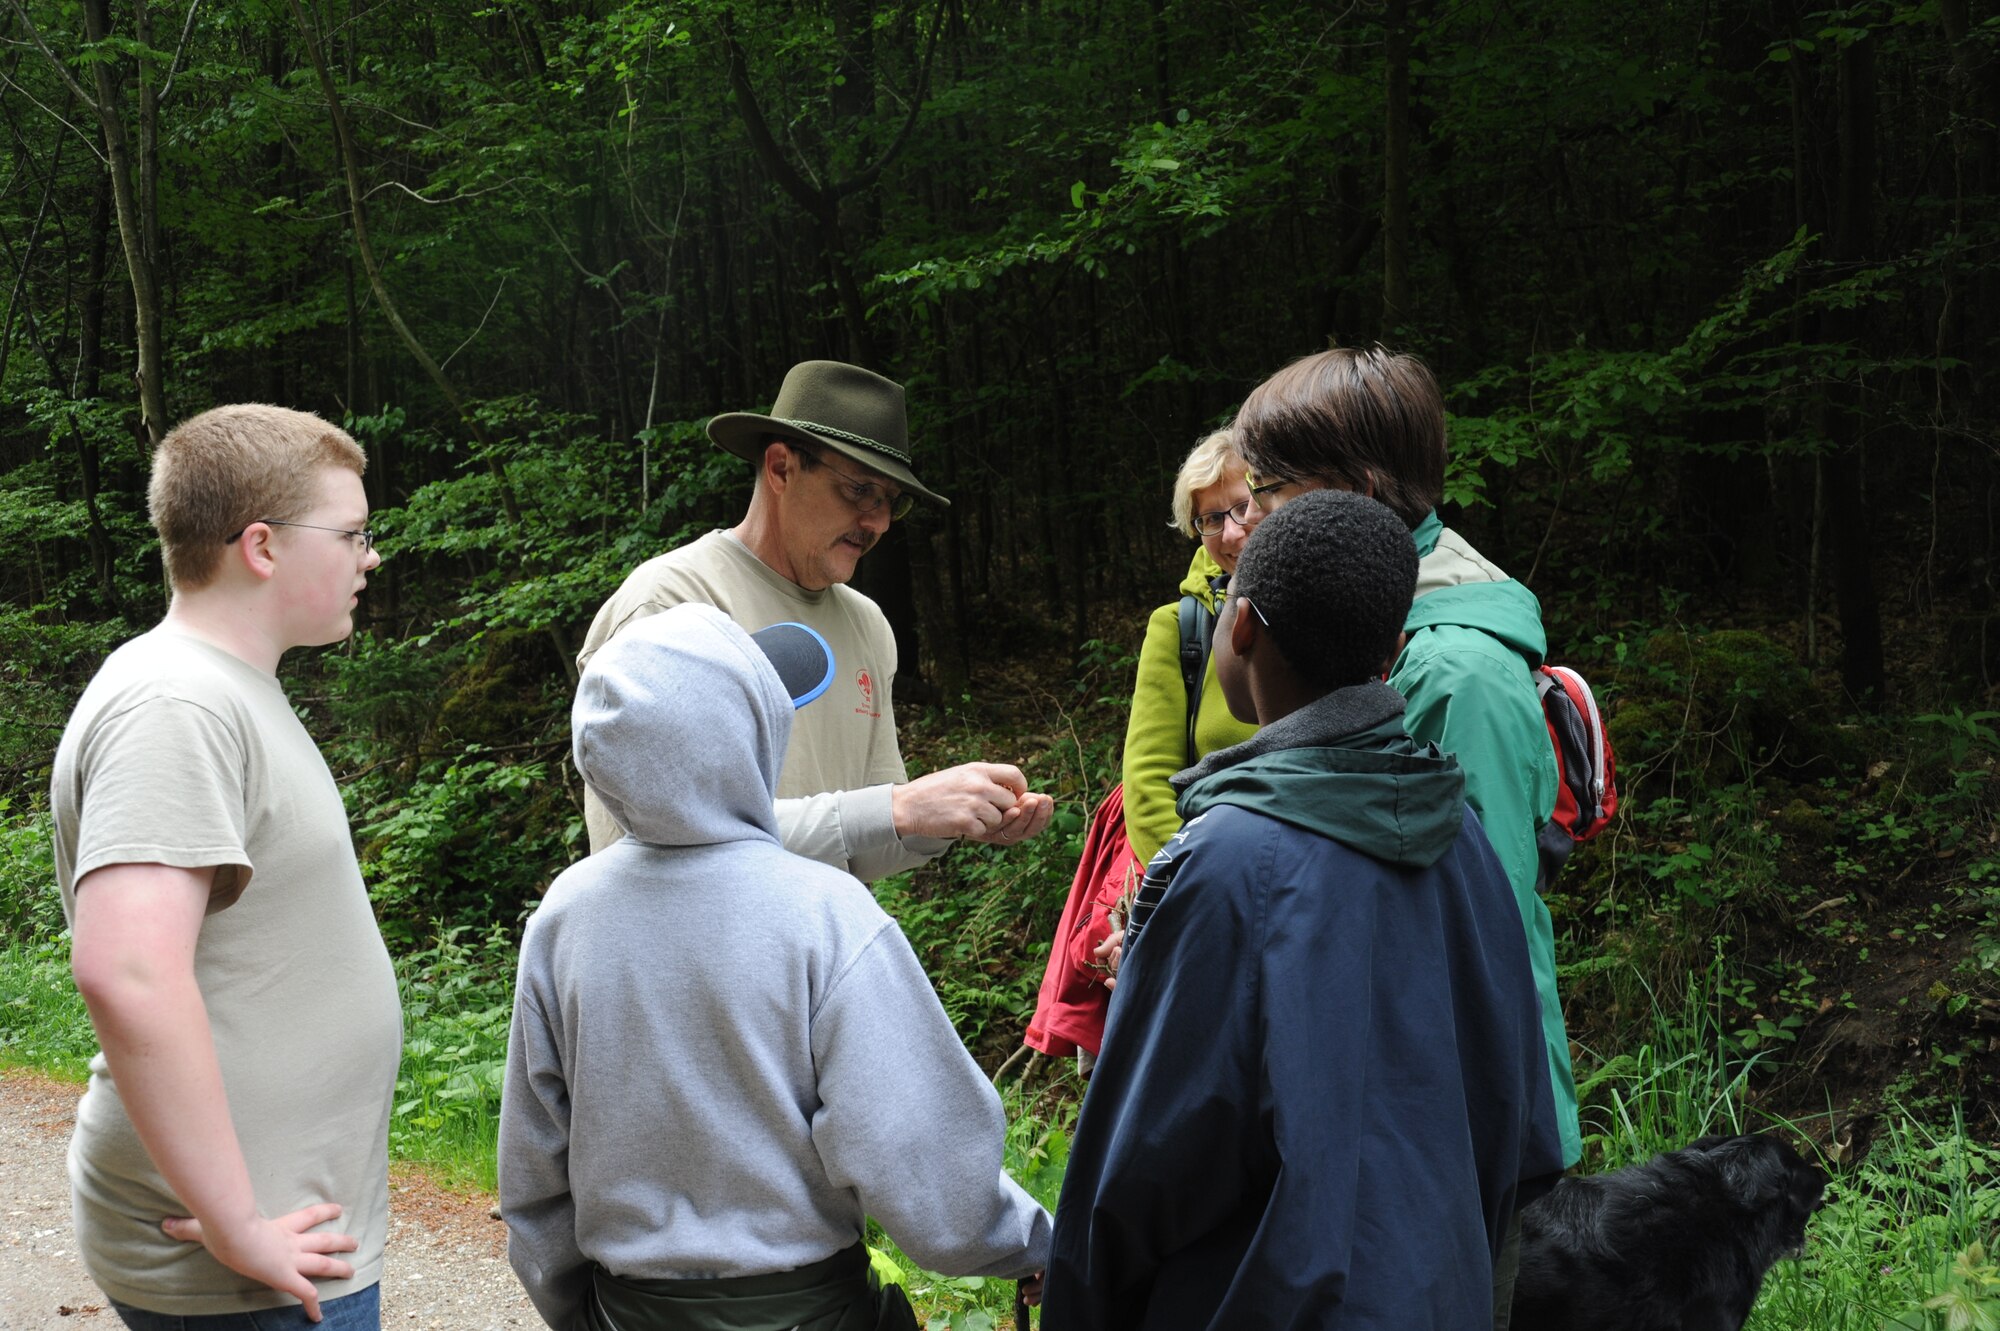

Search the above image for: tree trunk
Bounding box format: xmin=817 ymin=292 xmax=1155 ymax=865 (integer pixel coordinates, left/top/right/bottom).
xmin=78 ymin=0 xmax=169 ymax=450
xmin=288 ymin=0 xmax=575 ymax=685
xmin=1382 ymin=0 xmax=1411 ymax=332
xmin=77 ymin=171 xmax=124 ymax=617
xmin=1824 ymin=30 xmax=1885 ymax=702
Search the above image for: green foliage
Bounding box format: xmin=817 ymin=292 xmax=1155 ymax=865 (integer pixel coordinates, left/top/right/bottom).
xmin=0 ymin=937 xmax=95 ymax=1078
xmin=1887 ymin=1242 xmax=2000 ymax=1331
xmin=0 ymin=613 xmax=127 ymax=802
xmin=0 ymin=3 xmax=1996 ymax=1294
xmin=0 ymin=804 xmax=62 ymax=944
xmin=357 ymin=756 xmax=569 ymax=945
xmin=392 ymin=923 xmax=516 ymax=1189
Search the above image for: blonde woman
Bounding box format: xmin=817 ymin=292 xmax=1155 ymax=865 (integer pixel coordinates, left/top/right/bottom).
xmin=1025 ymin=430 xmax=1259 ymax=1067
xmin=1120 ymin=428 xmax=1262 ymax=865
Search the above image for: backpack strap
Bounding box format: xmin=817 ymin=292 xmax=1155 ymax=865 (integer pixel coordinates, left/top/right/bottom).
xmin=1176 ymin=575 xmax=1228 ymax=766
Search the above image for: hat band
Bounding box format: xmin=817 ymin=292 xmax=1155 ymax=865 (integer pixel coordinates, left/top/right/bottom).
xmin=778 ymin=418 xmax=911 ymax=466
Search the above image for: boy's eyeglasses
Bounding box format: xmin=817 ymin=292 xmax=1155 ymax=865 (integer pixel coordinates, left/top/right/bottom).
xmin=804 ymin=448 xmax=914 ymax=521
xmin=1245 ymin=471 xmax=1302 ymax=513
xmin=225 ymin=520 xmax=378 ymax=551
xmin=1191 ymin=498 xmax=1255 ymax=537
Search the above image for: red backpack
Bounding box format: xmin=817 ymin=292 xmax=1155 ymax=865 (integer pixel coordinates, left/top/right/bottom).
xmin=1534 ymin=663 xmax=1618 ymax=887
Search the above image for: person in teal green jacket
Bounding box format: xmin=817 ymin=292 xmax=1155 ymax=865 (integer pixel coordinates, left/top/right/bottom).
xmin=1121 ymin=429 xmax=1261 ymax=865
xmin=1231 ymin=345 xmax=1580 ymax=1331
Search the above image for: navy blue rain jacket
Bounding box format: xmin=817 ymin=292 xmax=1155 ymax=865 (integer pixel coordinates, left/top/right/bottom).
xmin=1043 ymin=682 xmax=1566 ymax=1330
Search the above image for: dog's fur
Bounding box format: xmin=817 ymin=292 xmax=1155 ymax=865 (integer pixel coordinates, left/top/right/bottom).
xmin=1510 ymin=1133 xmax=1827 ymax=1331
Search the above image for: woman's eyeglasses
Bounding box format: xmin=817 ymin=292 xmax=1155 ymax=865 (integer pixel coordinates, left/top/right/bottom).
xmin=1191 ymin=498 xmax=1255 ymax=537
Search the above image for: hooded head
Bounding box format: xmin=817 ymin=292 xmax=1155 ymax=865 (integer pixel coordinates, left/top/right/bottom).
xmin=574 ymin=603 xmax=832 ymax=848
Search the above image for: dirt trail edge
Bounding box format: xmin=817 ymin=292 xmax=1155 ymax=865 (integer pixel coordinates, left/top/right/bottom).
xmin=0 ymin=1069 xmax=538 ymax=1330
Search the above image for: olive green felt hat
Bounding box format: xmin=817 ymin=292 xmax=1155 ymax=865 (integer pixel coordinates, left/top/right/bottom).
xmin=707 ymin=360 xmax=949 ymax=509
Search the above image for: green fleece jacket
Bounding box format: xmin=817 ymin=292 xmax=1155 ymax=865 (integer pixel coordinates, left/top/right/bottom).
xmin=1121 ymin=548 xmax=1261 ymax=864
xmin=1392 ymin=510 xmax=1582 ymax=1166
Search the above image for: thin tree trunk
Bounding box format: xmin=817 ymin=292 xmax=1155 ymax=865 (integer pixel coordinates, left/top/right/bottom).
xmin=1382 ymin=0 xmax=1411 ymax=331
xmin=77 ymin=0 xmax=168 ymax=450
xmin=288 ymin=0 xmax=577 ymax=685
xmin=76 ymin=170 xmax=124 ymax=616
xmin=1824 ymin=30 xmax=1885 ymax=702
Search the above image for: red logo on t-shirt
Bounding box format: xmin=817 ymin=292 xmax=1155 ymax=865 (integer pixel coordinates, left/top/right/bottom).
xmin=855 ymin=668 xmax=878 ymax=717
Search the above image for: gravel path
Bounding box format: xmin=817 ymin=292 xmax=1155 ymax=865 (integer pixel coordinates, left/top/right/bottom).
xmin=0 ymin=1069 xmax=539 ymax=1330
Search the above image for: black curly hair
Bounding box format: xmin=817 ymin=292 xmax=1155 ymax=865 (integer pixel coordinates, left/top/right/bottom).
xmin=1230 ymin=489 xmax=1418 ymax=690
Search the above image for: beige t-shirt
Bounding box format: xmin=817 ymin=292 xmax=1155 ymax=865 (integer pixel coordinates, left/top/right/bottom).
xmin=576 ymin=530 xmax=952 ymax=878
xmin=51 ymin=628 xmax=401 ymax=1314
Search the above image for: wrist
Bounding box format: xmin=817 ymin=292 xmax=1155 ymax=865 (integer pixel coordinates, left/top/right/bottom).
xmin=188 ymin=1186 xmax=263 ymax=1240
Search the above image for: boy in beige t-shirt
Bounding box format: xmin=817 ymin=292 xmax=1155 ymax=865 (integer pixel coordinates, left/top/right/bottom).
xmin=50 ymin=405 xmax=401 ymax=1328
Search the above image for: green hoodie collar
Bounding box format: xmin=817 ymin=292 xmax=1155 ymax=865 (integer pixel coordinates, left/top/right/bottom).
xmin=1178 ymin=546 xmax=1229 ymax=607
xmin=1175 ymin=681 xmax=1467 ymax=868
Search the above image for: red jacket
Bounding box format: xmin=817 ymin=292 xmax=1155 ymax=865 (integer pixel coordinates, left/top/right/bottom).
xmin=1024 ymin=785 xmax=1143 ymax=1058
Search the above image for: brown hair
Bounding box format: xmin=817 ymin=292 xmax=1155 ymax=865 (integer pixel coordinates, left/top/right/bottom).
xmin=1168 ymin=428 xmax=1244 ymax=537
xmin=149 ymin=404 xmax=366 ymax=590
xmin=1234 ymin=346 xmax=1445 ymax=529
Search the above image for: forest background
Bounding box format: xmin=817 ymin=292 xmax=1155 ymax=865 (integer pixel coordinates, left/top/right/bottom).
xmin=0 ymin=0 xmax=1998 ymax=1326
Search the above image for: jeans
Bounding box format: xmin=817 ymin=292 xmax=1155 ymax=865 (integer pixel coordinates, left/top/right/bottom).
xmin=112 ymin=1282 xmax=379 ymax=1331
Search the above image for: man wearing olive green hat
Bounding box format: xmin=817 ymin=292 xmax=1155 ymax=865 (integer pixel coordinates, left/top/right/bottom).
xmin=577 ymin=360 xmax=1054 ymax=878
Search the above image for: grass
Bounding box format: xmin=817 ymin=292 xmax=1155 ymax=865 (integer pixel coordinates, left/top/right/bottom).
xmin=0 ymin=937 xmax=96 ymax=1078
xmin=388 ymin=923 xmax=515 ymax=1191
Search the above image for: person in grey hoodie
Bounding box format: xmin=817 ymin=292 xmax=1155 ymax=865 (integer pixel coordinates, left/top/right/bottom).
xmin=499 ymin=603 xmax=1051 ymax=1331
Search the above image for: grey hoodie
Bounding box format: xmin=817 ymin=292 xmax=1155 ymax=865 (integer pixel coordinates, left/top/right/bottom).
xmin=500 ymin=604 xmax=1050 ymax=1330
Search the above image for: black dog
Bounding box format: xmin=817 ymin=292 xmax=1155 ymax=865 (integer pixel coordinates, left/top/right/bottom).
xmin=1511 ymin=1133 xmax=1827 ymax=1331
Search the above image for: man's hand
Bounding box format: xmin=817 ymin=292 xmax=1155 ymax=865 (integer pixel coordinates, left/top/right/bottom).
xmin=891 ymin=763 xmax=1052 ymax=845
xmin=161 ymin=1204 xmax=358 ymax=1323
xmin=967 ymin=789 xmax=1054 ymax=847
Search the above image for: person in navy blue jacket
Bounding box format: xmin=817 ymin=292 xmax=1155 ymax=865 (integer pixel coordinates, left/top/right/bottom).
xmin=1043 ymin=490 xmax=1566 ymax=1330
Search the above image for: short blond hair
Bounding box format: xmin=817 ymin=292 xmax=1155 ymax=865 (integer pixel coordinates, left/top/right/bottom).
xmin=1168 ymin=428 xmax=1245 ymax=537
xmin=149 ymin=404 xmax=366 ymax=590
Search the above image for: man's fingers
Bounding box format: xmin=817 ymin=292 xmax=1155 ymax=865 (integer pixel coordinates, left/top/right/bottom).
xmin=1014 ymin=793 xmax=1055 ymax=839
xmin=160 ymin=1215 xmax=202 ymax=1243
xmin=965 ymin=761 xmax=1028 ymax=796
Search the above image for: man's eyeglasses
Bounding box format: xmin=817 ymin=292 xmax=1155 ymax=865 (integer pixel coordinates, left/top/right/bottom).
xmin=804 ymin=448 xmax=913 ymax=521
xmin=1191 ymin=498 xmax=1255 ymax=538
xmin=225 ymin=520 xmax=378 ymax=551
